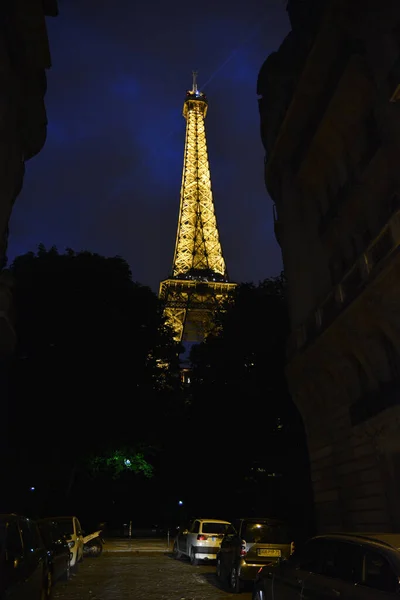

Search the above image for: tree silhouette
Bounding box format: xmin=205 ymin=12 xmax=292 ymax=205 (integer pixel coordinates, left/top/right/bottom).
xmin=185 ymin=274 xmax=313 ymax=531
xmin=6 ymin=245 xmax=182 ymax=511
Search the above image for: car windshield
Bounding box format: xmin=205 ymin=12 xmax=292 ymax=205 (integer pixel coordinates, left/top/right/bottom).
xmin=202 ymin=522 xmax=229 ymax=534
xmin=243 ymin=522 xmax=291 ymax=544
xmin=53 ymin=519 xmax=74 ymax=536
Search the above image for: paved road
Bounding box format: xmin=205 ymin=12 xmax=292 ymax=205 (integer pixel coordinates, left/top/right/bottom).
xmin=53 ymin=540 xmax=253 ymax=600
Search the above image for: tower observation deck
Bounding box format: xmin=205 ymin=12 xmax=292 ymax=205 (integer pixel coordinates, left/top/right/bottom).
xmin=159 ymin=73 xmax=236 ymax=343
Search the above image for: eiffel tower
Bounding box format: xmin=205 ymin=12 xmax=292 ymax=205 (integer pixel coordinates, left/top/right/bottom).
xmin=159 ymin=73 xmax=236 ymax=344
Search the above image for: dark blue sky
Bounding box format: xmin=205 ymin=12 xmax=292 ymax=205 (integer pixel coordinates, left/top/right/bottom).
xmin=8 ymin=0 xmax=290 ymax=293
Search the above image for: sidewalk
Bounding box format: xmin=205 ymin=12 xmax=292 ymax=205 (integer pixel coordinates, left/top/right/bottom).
xmin=103 ymin=537 xmax=172 ymax=553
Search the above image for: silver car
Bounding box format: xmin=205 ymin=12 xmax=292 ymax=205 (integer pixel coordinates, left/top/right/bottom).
xmin=173 ymin=518 xmax=231 ymax=565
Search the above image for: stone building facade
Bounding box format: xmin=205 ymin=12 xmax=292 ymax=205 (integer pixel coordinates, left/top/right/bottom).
xmin=258 ymin=0 xmax=400 ymax=532
xmin=0 ymin=0 xmax=58 ymax=356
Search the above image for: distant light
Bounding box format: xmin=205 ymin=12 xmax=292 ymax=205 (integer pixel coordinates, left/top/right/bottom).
xmin=124 ymin=459 xmax=131 ymax=467
xmin=30 ymin=487 xmax=35 ymax=491
xmin=178 ymin=500 xmax=183 ymax=505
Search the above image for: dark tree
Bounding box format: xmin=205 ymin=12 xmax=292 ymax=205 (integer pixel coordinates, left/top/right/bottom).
xmin=185 ymin=274 xmax=314 ymax=535
xmin=5 ymin=245 xmax=182 ymax=516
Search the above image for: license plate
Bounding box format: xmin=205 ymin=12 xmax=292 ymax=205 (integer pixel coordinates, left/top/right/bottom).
xmin=258 ymin=548 xmax=281 ymax=557
xmin=211 ymin=537 xmax=216 ymax=542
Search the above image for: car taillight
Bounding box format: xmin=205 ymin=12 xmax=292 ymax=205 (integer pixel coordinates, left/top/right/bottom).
xmin=290 ymin=541 xmax=295 ymax=555
xmin=240 ymin=540 xmax=247 ymax=556
xmin=197 ymin=534 xmax=208 ymax=541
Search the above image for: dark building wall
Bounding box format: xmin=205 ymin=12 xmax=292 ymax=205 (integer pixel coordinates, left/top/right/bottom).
xmin=0 ymin=0 xmax=57 ymax=358
xmin=259 ymin=0 xmax=400 ymax=532
xmin=0 ymin=1 xmax=57 ymax=473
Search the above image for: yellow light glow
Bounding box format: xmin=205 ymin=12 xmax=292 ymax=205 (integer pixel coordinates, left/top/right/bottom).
xmin=173 ymin=92 xmax=226 ymax=277
xmin=159 ymin=79 xmax=236 ymax=343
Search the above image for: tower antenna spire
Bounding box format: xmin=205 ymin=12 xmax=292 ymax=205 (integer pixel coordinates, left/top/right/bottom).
xmin=192 ymin=70 xmax=198 ymax=94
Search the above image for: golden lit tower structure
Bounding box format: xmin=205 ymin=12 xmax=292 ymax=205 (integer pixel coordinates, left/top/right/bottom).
xmin=159 ymin=73 xmax=236 ymax=343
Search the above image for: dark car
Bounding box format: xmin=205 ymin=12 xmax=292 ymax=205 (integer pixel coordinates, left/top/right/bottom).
xmin=37 ymin=519 xmax=71 ymax=585
xmin=217 ymin=517 xmax=294 ymax=592
xmin=253 ymin=532 xmax=400 ymax=600
xmin=0 ymin=513 xmax=51 ymax=600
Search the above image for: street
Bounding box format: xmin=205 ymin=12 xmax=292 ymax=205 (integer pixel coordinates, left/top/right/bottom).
xmin=53 ymin=539 xmax=253 ymax=600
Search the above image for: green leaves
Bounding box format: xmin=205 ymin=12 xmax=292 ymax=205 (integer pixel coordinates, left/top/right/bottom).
xmin=88 ymin=448 xmax=154 ymax=480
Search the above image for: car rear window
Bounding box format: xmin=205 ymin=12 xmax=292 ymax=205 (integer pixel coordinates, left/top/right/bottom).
xmin=243 ymin=521 xmax=291 ymax=544
xmin=202 ymin=522 xmax=230 ymax=534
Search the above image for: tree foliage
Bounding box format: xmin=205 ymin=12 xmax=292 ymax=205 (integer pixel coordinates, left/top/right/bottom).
xmin=6 ymin=245 xmax=182 ymax=500
xmin=190 ymin=273 xmax=289 ymax=403
xmin=183 ymin=274 xmax=312 ymax=521
xmin=88 ymin=447 xmax=154 ymax=480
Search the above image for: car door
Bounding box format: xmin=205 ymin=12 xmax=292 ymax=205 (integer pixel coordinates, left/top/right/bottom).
xmin=177 ymin=522 xmax=190 ymax=554
xmin=272 ymin=538 xmax=325 ymax=600
xmin=349 ymin=547 xmax=400 ymax=600
xmin=301 ymin=539 xmax=363 ymax=600
xmin=1 ymin=518 xmax=31 ymax=600
xmin=219 ymin=523 xmax=236 ymax=572
xmin=18 ymin=518 xmax=45 ymax=600
xmin=74 ymin=518 xmax=84 ymax=561
xmin=221 ymin=522 xmax=241 ymax=575
xmin=50 ymin=522 xmax=66 ymax=581
xmin=187 ymin=520 xmax=200 ymax=555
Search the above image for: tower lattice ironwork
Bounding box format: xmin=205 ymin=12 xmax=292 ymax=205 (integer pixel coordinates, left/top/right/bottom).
xmin=159 ymin=73 xmax=236 ymax=343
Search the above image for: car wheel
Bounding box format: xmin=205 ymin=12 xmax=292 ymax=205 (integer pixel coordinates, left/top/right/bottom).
xmin=173 ymin=541 xmax=182 ymax=559
xmin=190 ymin=546 xmax=199 ymax=566
xmin=229 ymin=564 xmax=242 ymax=593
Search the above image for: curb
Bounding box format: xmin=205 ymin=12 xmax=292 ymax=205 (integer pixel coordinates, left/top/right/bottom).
xmin=103 ymin=538 xmax=172 ymax=554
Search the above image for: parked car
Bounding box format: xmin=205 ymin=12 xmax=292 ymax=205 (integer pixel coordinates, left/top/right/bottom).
xmin=44 ymin=516 xmax=84 ymax=573
xmin=253 ymin=532 xmax=400 ymax=600
xmin=173 ymin=518 xmax=231 ymax=565
xmin=217 ymin=517 xmax=294 ymax=592
xmin=0 ymin=513 xmax=51 ymax=599
xmin=37 ymin=518 xmax=71 ymax=584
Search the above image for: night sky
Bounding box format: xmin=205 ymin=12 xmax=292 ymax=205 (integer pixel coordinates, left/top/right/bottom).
xmin=8 ymin=0 xmax=290 ymax=293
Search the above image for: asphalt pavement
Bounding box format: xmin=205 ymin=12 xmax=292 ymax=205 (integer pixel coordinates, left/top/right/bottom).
xmin=53 ymin=538 xmax=253 ymax=599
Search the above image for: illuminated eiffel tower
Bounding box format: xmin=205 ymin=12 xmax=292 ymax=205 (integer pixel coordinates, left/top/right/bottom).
xmin=159 ymin=73 xmax=236 ymax=344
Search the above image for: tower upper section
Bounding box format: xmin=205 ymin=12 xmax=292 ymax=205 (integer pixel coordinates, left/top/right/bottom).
xmin=171 ymin=73 xmax=227 ymax=281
